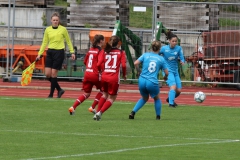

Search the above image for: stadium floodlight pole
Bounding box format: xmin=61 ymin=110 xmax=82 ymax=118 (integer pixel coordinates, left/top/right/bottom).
xmin=6 ymin=0 xmax=12 ymax=79
xmin=9 ymin=0 xmax=16 ymax=79
xmin=151 ymin=0 xmax=157 ymax=41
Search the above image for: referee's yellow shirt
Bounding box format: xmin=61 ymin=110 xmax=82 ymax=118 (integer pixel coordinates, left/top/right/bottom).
xmin=38 ymin=25 xmax=74 ymax=55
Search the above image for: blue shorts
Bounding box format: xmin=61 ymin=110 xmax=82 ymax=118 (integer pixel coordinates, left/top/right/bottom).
xmin=166 ymin=72 xmax=182 ymax=89
xmin=138 ymin=77 xmax=159 ymax=98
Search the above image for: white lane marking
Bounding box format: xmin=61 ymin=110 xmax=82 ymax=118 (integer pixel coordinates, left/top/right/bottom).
xmin=21 ymin=139 xmax=240 ymax=160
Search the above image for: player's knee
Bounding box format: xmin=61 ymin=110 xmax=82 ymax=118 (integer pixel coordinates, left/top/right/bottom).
xmin=153 ymin=96 xmax=159 ymax=101
xmin=44 ymin=71 xmax=51 ymax=78
xmin=142 ymin=96 xmax=149 ymax=101
xmin=45 ymin=73 xmax=51 ymax=78
xmin=170 ymin=85 xmax=176 ymax=90
xmin=107 ymin=98 xmax=114 ymax=103
xmin=102 ymin=92 xmax=108 ymax=99
xmin=176 ymin=89 xmax=181 ymax=94
xmin=84 ymin=93 xmax=90 ymax=98
xmin=51 ymin=73 xmax=58 ymax=78
xmin=110 ymin=95 xmax=117 ymax=101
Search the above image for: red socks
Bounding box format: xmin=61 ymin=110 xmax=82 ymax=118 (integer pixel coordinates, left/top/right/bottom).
xmin=91 ymin=92 xmax=103 ymax=109
xmin=72 ymin=93 xmax=112 ymax=114
xmin=96 ymin=97 xmax=106 ymax=112
xmin=72 ymin=94 xmax=87 ymax=109
xmin=100 ymin=100 xmax=112 ymax=114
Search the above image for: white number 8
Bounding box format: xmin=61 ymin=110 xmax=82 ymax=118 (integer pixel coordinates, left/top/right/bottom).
xmin=148 ymin=62 xmax=156 ymax=73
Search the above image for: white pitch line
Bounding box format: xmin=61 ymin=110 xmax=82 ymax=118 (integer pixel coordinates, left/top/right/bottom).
xmin=21 ymin=139 xmax=240 ymax=160
xmin=0 ymin=129 xmax=233 ymax=141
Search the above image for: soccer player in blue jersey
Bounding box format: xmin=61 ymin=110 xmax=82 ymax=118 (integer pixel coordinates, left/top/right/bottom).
xmin=159 ymin=31 xmax=185 ymax=107
xmin=129 ymin=41 xmax=168 ymax=120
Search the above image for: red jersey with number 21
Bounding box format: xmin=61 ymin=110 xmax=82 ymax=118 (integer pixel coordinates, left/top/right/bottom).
xmin=97 ymin=48 xmax=127 ymax=83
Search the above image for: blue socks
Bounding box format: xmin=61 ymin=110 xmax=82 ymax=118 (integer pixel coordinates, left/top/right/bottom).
xmin=169 ymin=89 xmax=176 ymax=105
xmin=154 ymin=99 xmax=161 ymax=116
xmin=132 ymin=98 xmax=162 ymax=116
xmin=133 ymin=98 xmax=146 ymax=113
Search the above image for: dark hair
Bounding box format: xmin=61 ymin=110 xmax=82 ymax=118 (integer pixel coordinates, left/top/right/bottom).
xmin=92 ymin=34 xmax=104 ymax=48
xmin=151 ymin=40 xmax=161 ymax=52
xmin=166 ymin=31 xmax=178 ymax=40
xmin=104 ymin=35 xmax=120 ymax=53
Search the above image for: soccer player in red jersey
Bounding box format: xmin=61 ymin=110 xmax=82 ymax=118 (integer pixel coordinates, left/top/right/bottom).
xmin=69 ymin=34 xmax=105 ymax=115
xmin=94 ymin=35 xmax=127 ymax=120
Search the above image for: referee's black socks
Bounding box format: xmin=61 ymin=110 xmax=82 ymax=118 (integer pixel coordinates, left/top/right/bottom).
xmin=48 ymin=77 xmax=61 ymax=91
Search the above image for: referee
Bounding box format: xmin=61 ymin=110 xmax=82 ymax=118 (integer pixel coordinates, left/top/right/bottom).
xmin=36 ymin=12 xmax=75 ymax=98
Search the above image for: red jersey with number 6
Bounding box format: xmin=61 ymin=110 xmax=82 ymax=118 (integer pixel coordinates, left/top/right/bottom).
xmin=84 ymin=47 xmax=101 ymax=81
xmin=97 ymin=48 xmax=127 ymax=83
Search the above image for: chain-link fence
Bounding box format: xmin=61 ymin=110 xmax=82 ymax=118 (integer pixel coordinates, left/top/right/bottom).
xmin=0 ymin=0 xmax=240 ymax=89
xmin=153 ymin=1 xmax=240 ymax=90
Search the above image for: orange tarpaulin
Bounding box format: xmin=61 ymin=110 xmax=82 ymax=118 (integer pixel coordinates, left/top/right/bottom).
xmin=0 ymin=45 xmax=46 ymax=73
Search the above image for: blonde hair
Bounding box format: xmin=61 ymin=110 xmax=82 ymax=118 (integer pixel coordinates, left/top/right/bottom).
xmin=51 ymin=12 xmax=61 ymax=26
xmin=51 ymin=12 xmax=60 ymax=19
xmin=151 ymin=40 xmax=161 ymax=52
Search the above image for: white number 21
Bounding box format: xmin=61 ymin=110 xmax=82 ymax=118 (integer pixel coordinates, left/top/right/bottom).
xmin=105 ymin=55 xmax=117 ymax=69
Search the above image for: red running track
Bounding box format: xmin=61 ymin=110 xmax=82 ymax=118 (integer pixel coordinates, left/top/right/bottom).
xmin=0 ymin=79 xmax=240 ymax=107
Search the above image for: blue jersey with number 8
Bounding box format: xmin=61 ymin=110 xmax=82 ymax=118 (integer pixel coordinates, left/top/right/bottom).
xmin=138 ymin=52 xmax=167 ymax=84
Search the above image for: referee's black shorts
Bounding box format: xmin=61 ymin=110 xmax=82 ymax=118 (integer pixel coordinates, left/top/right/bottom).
xmin=45 ymin=49 xmax=65 ymax=70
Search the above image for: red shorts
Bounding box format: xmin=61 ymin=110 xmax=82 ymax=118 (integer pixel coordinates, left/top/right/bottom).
xmin=82 ymin=80 xmax=101 ymax=93
xmin=101 ymin=81 xmax=119 ymax=95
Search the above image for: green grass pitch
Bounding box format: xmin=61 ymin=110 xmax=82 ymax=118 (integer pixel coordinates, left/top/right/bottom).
xmin=1 ymin=96 xmax=240 ymax=160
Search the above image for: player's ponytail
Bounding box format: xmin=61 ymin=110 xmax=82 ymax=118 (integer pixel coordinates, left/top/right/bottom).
xmin=166 ymin=31 xmax=178 ymax=40
xmin=151 ymin=40 xmax=161 ymax=52
xmin=92 ymin=34 xmax=104 ymax=48
xmin=104 ymin=35 xmax=120 ymax=53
